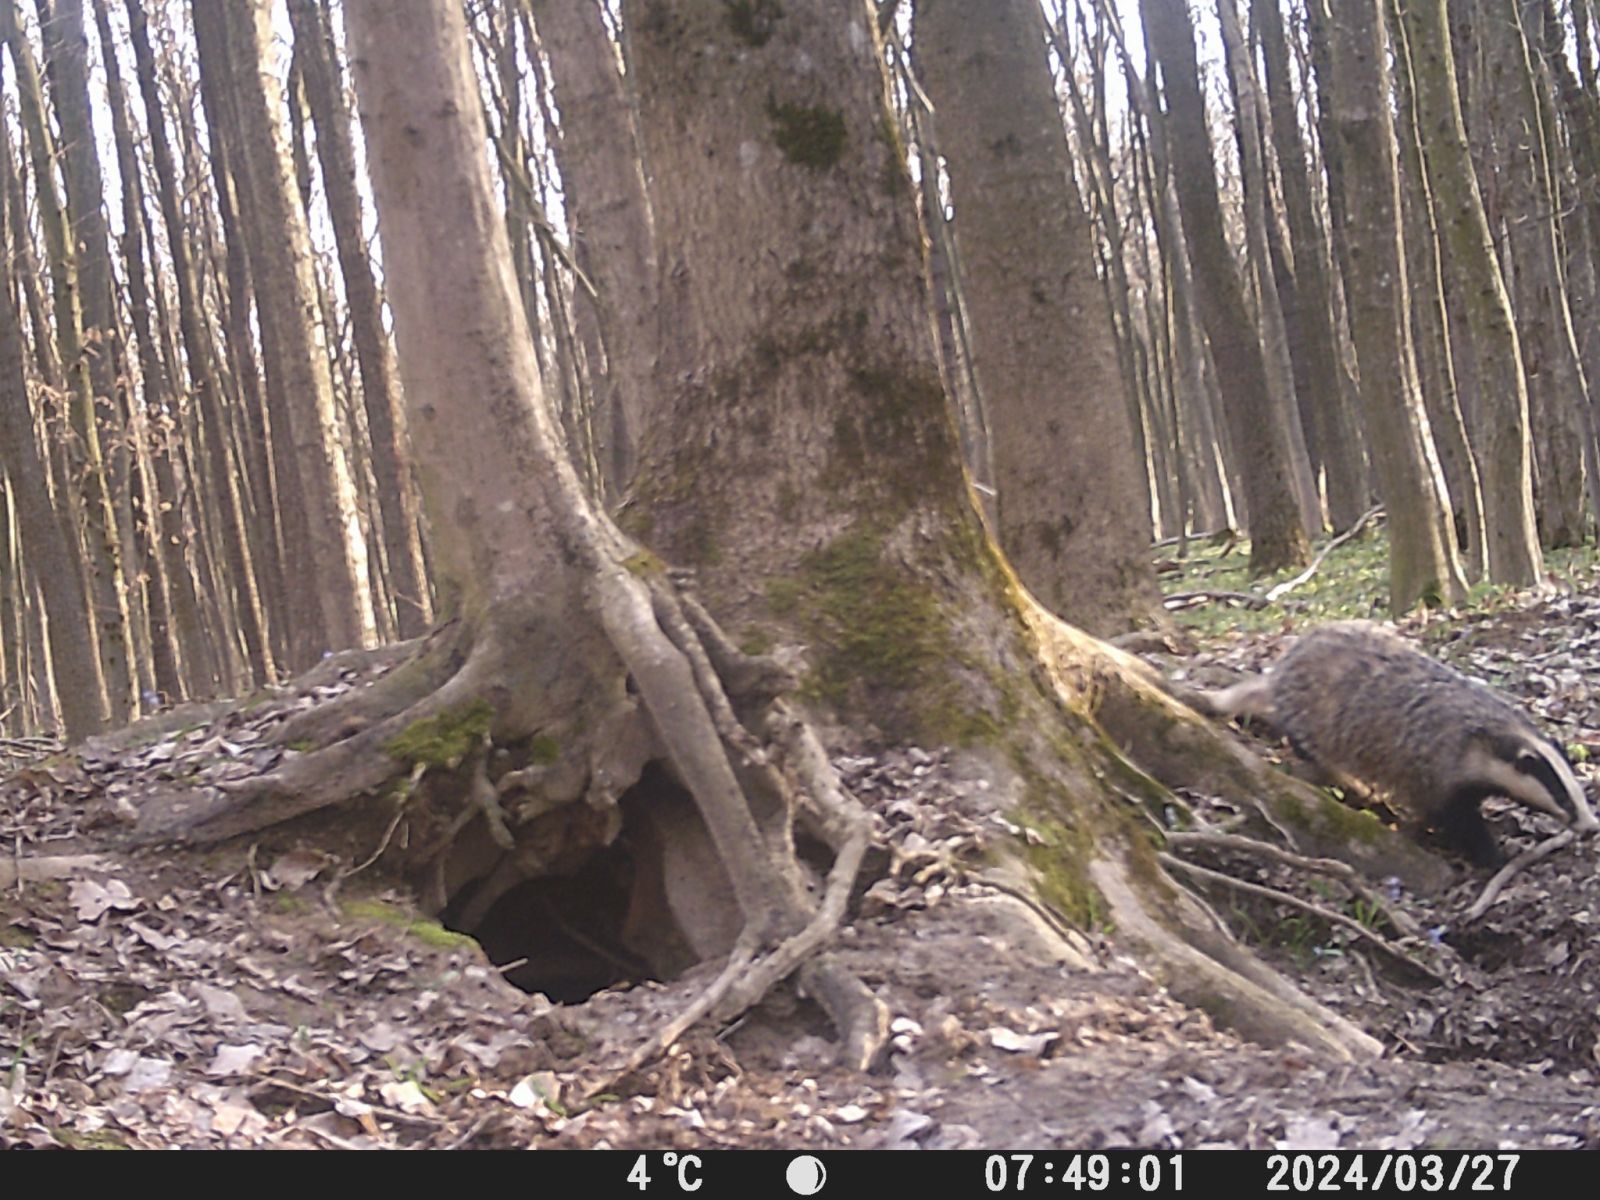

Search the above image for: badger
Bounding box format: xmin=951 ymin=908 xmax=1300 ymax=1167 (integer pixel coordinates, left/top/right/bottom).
xmin=1193 ymin=621 xmax=1599 ymax=866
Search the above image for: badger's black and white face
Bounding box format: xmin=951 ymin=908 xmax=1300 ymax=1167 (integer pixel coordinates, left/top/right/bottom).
xmin=1470 ymin=732 xmax=1598 ymax=831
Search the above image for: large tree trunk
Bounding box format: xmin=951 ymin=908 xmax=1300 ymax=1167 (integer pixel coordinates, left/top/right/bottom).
xmin=287 ymin=0 xmax=432 ymax=639
xmin=1321 ymin=0 xmax=1467 ymax=611
xmin=528 ymin=0 xmax=658 ymax=502
xmin=199 ymin=0 xmax=376 ymax=662
xmin=1139 ymin=0 xmax=1309 ymax=575
xmin=1482 ymin=0 xmax=1591 ymax=548
xmin=1396 ymin=0 xmax=1543 ymax=586
xmin=912 ymin=0 xmax=1162 ymax=636
xmin=140 ymin=0 xmax=1398 ymax=1069
xmin=1255 ymin=0 xmax=1370 ymax=532
xmin=1 ymin=0 xmax=133 ymax=722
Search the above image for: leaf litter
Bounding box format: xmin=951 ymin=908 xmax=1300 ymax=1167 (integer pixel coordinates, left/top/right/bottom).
xmin=1 ymin=606 xmax=1598 ymax=1148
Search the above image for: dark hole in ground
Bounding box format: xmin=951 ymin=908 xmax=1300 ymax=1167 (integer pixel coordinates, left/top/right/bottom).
xmin=440 ymin=762 xmax=712 ymax=1003
xmin=454 ymin=853 xmax=647 ymax=1002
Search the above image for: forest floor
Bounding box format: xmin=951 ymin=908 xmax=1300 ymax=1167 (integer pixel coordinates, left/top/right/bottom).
xmin=3 ymin=527 xmax=1600 ymax=1149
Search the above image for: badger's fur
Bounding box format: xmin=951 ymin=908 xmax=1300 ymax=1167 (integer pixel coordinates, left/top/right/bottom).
xmin=1196 ymin=621 xmax=1598 ymax=865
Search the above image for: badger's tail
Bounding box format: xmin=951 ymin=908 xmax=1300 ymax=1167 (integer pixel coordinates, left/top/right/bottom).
xmin=1173 ymin=675 xmax=1277 ymax=725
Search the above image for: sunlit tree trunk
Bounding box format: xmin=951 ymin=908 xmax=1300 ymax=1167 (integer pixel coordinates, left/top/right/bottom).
xmin=201 ymin=0 xmax=376 ymax=662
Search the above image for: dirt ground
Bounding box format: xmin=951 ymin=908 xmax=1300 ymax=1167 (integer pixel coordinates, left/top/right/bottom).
xmin=3 ymin=593 xmax=1599 ymax=1149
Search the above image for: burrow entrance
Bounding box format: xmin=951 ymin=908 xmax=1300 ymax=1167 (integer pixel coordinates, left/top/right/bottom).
xmin=438 ymin=763 xmax=734 ymax=1003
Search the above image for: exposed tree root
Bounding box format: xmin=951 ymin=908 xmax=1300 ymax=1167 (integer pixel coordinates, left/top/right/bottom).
xmin=120 ymin=544 xmax=1466 ymax=1073
xmin=1036 ymin=617 xmax=1456 ymax=894
xmin=272 ymin=630 xmax=462 ymax=750
xmin=1165 ymin=829 xmax=1423 ymax=939
xmin=0 ymin=853 xmax=110 ymax=888
xmin=128 ymin=557 xmax=882 ymax=1070
xmin=1090 ymin=854 xmax=1383 ymax=1060
xmin=1160 ymin=852 xmax=1444 ymax=983
xmin=136 ymin=655 xmax=493 ymax=844
xmin=590 ymin=562 xmax=884 ymax=1061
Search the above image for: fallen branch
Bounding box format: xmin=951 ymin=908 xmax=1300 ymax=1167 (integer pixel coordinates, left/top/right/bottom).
xmin=1163 ymin=589 xmax=1268 ymax=612
xmin=1264 ymin=507 xmax=1384 ymax=602
xmin=0 ymin=853 xmax=111 ymax=888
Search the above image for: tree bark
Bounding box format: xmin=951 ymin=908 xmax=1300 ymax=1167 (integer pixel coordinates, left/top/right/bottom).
xmin=1216 ymin=0 xmax=1323 ymax=536
xmin=200 ymin=0 xmax=376 ymax=661
xmin=1389 ymin=0 xmax=1488 ymax=577
xmin=1482 ymin=0 xmax=1590 ymax=547
xmin=1254 ymin=0 xmax=1370 ymax=532
xmin=1321 ymin=0 xmax=1467 ymax=610
xmin=528 ymin=0 xmax=658 ymax=502
xmin=125 ymin=0 xmax=274 ymax=687
xmin=913 ymin=0 xmax=1162 ymax=635
xmin=1139 ymin=0 xmax=1309 ymax=575
xmin=0 ymin=110 xmax=107 ymax=739
xmin=2 ymin=0 xmax=133 ymax=722
xmin=287 ymin=0 xmax=431 ymax=638
xmin=1395 ymin=0 xmax=1543 ymax=586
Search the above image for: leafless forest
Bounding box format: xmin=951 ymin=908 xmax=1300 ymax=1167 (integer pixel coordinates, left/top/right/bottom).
xmin=3 ymin=0 xmax=1600 ymax=1151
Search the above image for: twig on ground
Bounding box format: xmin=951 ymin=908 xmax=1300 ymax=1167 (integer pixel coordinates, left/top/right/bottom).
xmin=1462 ymin=829 xmax=1576 ymax=922
xmin=1166 ymin=828 xmax=1422 ymax=938
xmin=1264 ymin=507 xmax=1384 ymax=603
xmin=1158 ymin=851 xmax=1444 ymax=982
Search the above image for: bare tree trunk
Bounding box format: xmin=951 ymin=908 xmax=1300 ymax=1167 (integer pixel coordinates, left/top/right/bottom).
xmin=529 ymin=0 xmax=657 ymax=502
xmin=200 ymin=0 xmax=376 ymax=660
xmin=1139 ymin=0 xmax=1309 ymax=574
xmin=2 ymin=0 xmax=133 ymax=722
xmin=288 ymin=0 xmax=431 ymax=638
xmin=1050 ymin=5 xmax=1161 ymax=537
xmin=125 ymin=0 xmax=274 ymax=687
xmin=913 ymin=0 xmax=1161 ymax=635
xmin=0 ymin=154 xmax=107 ymax=739
xmin=1321 ymin=0 xmax=1467 ymax=610
xmin=1216 ymin=0 xmax=1323 ymax=535
xmin=1395 ymin=0 xmax=1543 ymax=586
xmin=92 ymin=0 xmax=213 ymax=698
xmin=1482 ymin=0 xmax=1590 ymax=547
xmin=1111 ymin=24 xmax=1232 ymax=534
xmin=1254 ymin=0 xmax=1370 ymax=531
xmin=1390 ymin=0 xmax=1488 ymax=577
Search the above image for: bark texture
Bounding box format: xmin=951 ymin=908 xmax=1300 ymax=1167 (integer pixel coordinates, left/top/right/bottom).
xmin=206 ymin=0 xmax=376 ymax=661
xmin=1322 ymin=0 xmax=1467 ymax=609
xmin=914 ymin=0 xmax=1162 ymax=635
xmin=1140 ymin=0 xmax=1309 ymax=575
xmin=288 ymin=0 xmax=432 ymax=638
xmin=1396 ymin=0 xmax=1543 ymax=586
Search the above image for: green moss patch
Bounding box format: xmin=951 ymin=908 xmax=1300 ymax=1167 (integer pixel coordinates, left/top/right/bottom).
xmin=341 ymin=898 xmax=478 ymax=951
xmin=767 ymin=524 xmax=995 ymax=742
xmin=383 ymin=700 xmax=494 ymax=769
xmin=768 ymin=101 xmax=846 ymax=169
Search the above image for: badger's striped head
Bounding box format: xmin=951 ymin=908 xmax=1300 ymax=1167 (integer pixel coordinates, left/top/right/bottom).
xmin=1471 ymin=730 xmax=1598 ymax=831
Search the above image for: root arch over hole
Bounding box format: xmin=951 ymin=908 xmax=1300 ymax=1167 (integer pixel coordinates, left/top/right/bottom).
xmin=438 ymin=761 xmax=745 ymax=1004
